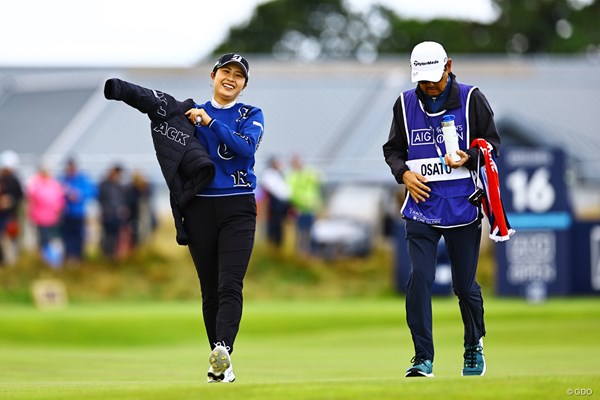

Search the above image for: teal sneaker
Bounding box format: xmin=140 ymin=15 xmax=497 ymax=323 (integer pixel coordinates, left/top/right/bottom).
xmin=405 ymin=357 xmax=434 ymax=377
xmin=462 ymin=339 xmax=486 ymax=376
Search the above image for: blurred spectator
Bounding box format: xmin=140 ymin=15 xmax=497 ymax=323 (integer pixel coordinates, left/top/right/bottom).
xmin=125 ymin=170 xmax=157 ymax=249
xmin=26 ymin=164 xmax=66 ymax=267
xmin=259 ymin=156 xmax=291 ymax=248
xmin=0 ymin=150 xmax=24 ymax=266
xmin=286 ymin=154 xmax=323 ymax=256
xmin=59 ymin=157 xmax=97 ymax=265
xmin=98 ymin=164 xmax=129 ymax=260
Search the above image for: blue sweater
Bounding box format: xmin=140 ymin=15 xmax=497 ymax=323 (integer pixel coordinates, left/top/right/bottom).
xmin=193 ymin=100 xmax=264 ymax=196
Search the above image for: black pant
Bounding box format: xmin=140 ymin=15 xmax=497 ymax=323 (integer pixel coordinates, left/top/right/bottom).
xmin=405 ymin=219 xmax=486 ymax=362
xmin=183 ymin=194 xmax=256 ymax=354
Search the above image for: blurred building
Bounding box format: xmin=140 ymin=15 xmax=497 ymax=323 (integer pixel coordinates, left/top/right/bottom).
xmin=1 ymin=55 xmax=599 ymax=220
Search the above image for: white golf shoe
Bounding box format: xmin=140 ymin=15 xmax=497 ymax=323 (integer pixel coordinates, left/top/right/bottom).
xmin=207 ymin=345 xmax=235 ymax=383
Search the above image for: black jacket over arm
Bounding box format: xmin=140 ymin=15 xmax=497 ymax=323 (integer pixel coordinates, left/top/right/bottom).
xmin=104 ymin=78 xmax=215 ymax=245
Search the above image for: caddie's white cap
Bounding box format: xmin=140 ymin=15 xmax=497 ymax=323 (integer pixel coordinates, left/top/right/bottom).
xmin=410 ymin=41 xmax=448 ymax=83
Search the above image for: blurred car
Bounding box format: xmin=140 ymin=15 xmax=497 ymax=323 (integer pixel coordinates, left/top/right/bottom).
xmin=311 ymin=217 xmax=372 ymax=258
xmin=310 ymin=184 xmax=385 ymax=259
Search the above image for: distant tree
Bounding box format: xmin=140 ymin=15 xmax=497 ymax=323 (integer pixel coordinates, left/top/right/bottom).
xmin=375 ymin=0 xmax=600 ymax=55
xmin=207 ymin=0 xmax=599 ymax=62
xmin=488 ymin=0 xmax=600 ymax=54
xmin=210 ymin=0 xmax=391 ymax=62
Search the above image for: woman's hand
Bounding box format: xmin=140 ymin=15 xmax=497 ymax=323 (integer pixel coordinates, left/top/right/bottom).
xmin=185 ymin=108 xmax=212 ymax=126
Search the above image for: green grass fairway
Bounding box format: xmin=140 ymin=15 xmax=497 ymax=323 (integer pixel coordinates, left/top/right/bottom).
xmin=1 ymin=297 xmax=598 ymax=399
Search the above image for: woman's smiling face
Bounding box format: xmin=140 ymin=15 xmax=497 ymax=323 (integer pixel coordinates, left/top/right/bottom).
xmin=211 ymin=64 xmax=247 ymax=105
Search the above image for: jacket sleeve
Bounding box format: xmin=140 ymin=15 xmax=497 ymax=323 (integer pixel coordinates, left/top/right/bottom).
xmin=470 ymin=88 xmax=501 ymax=154
xmin=104 ymin=78 xmax=159 ymax=115
xmin=464 ymin=88 xmax=501 ymax=170
xmin=208 ymin=107 xmax=264 ymax=158
xmin=382 ymin=96 xmax=410 ymax=185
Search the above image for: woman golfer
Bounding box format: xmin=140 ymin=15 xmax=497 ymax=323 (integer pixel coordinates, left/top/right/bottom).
xmin=184 ymin=53 xmax=264 ymax=383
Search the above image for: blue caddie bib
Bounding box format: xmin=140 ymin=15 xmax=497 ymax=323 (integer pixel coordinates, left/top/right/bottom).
xmin=400 ymin=84 xmax=478 ymax=227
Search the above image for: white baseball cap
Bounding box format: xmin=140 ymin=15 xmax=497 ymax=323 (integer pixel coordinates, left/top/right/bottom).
xmin=0 ymin=150 xmax=19 ymax=170
xmin=410 ymin=41 xmax=448 ymax=83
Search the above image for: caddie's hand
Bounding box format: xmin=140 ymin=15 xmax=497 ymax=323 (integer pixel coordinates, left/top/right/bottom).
xmin=402 ymin=170 xmax=430 ymax=204
xmin=445 ymin=149 xmax=469 ymax=169
xmin=185 ymin=108 xmax=212 ymax=126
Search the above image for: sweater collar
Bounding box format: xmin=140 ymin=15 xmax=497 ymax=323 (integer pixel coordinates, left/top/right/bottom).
xmin=211 ymin=98 xmax=237 ymax=109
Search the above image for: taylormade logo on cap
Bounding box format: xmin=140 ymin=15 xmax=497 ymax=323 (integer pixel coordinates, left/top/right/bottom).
xmin=410 ymin=41 xmax=448 ymax=83
xmin=413 ymin=60 xmax=441 ymax=67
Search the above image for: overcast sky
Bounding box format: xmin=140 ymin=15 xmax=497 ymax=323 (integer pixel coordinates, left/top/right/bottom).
xmin=1 ymin=0 xmax=501 ymax=67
